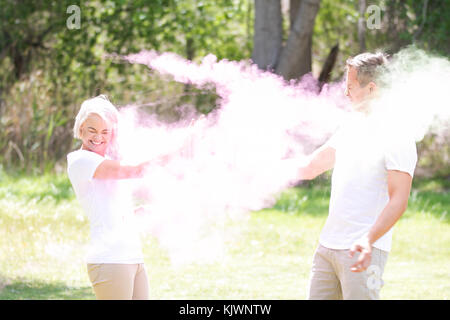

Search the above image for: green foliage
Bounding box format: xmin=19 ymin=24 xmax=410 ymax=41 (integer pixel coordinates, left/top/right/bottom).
xmin=0 ymin=0 xmax=448 ymax=175
xmin=313 ymin=0 xmax=359 ymax=79
xmin=313 ymin=0 xmax=450 ymax=80
xmin=0 ymin=0 xmax=252 ymax=173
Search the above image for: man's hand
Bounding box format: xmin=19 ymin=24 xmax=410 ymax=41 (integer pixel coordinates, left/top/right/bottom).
xmin=349 ymin=235 xmax=372 ymax=272
xmin=348 ymin=170 xmax=413 ymax=273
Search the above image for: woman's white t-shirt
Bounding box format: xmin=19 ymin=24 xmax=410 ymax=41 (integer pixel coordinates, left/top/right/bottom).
xmin=67 ymin=149 xmax=144 ymax=264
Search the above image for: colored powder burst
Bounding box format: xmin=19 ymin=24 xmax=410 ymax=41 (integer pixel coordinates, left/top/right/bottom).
xmin=115 ymin=47 xmax=449 ymax=265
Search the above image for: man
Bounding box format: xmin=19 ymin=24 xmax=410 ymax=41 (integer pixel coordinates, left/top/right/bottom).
xmin=298 ymin=52 xmax=417 ymax=299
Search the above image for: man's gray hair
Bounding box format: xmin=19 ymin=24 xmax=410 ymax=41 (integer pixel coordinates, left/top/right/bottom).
xmin=73 ymin=94 xmax=119 ymax=139
xmin=346 ymin=52 xmax=388 ymax=87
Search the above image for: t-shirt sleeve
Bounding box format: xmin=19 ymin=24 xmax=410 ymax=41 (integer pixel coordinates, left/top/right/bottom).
xmin=67 ymin=151 xmax=105 ymax=188
xmin=384 ymin=135 xmax=418 ymax=178
xmin=325 ymin=126 xmax=344 ymax=150
xmin=324 ymin=115 xmax=355 ymax=150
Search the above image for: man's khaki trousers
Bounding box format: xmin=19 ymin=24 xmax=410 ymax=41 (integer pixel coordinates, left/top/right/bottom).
xmin=308 ymin=244 xmax=388 ymax=300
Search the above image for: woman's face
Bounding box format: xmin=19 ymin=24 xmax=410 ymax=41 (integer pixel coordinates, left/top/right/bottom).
xmin=79 ymin=113 xmax=113 ymax=156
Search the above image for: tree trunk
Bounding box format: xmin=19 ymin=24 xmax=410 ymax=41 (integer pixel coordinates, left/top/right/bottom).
xmin=358 ymin=0 xmax=366 ymax=53
xmin=413 ymin=0 xmax=429 ymax=41
xmin=184 ymin=37 xmax=195 ymax=98
xmin=275 ymin=0 xmax=321 ymax=80
xmin=289 ymin=0 xmax=312 ymax=71
xmin=386 ymin=0 xmax=409 ymax=53
xmin=252 ymin=0 xmax=283 ymax=71
xmin=186 ymin=36 xmax=195 ymax=61
xmin=289 ymin=0 xmax=302 ymax=29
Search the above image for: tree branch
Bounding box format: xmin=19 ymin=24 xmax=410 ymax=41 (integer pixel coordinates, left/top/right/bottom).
xmin=413 ymin=0 xmax=429 ymax=41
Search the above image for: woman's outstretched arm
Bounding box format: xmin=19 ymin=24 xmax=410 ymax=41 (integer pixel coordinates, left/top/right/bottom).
xmin=93 ymin=155 xmax=170 ymax=180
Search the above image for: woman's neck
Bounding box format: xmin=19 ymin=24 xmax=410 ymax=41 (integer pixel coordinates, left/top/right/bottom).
xmin=81 ymin=144 xmax=105 ymax=157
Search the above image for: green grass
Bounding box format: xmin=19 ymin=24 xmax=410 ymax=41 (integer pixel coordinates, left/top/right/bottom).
xmin=0 ymin=173 xmax=448 ymax=299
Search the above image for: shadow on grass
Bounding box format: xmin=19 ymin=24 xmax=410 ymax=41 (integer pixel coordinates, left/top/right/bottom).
xmin=0 ymin=279 xmax=94 ymax=300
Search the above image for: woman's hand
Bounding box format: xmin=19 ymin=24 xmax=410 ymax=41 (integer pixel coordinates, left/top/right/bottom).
xmin=134 ymin=205 xmax=150 ymax=217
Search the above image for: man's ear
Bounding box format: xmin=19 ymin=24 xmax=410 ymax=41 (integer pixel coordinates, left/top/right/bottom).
xmin=368 ymin=81 xmax=377 ymax=93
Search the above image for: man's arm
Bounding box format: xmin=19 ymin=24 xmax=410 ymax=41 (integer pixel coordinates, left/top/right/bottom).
xmin=349 ymin=170 xmax=413 ymax=272
xmin=297 ymin=145 xmax=336 ymax=180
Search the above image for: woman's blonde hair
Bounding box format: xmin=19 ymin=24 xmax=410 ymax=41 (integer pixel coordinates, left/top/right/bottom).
xmin=73 ymin=95 xmax=119 ymax=139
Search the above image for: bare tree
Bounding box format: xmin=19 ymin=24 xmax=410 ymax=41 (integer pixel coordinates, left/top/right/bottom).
xmin=252 ymin=0 xmax=283 ymax=71
xmin=358 ymin=0 xmax=367 ymax=53
xmin=252 ymin=0 xmax=321 ymax=80
xmin=276 ymin=0 xmax=321 ymax=79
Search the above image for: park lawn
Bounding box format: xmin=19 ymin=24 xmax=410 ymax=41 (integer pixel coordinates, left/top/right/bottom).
xmin=0 ymin=173 xmax=448 ymax=300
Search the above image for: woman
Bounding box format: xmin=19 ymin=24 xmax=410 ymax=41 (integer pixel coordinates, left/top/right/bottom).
xmin=67 ymin=95 xmax=166 ymax=300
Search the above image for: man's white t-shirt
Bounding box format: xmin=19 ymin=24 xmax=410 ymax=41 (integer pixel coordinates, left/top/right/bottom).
xmin=320 ymin=113 xmax=417 ymax=252
xmin=67 ymin=149 xmax=144 ymax=264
